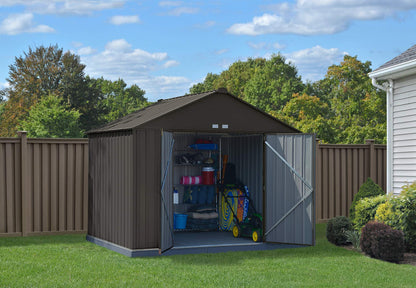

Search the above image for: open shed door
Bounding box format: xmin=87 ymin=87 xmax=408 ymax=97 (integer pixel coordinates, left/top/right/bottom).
xmin=264 ymin=134 xmax=315 ymax=245
xmin=160 ymin=131 xmax=174 ymax=253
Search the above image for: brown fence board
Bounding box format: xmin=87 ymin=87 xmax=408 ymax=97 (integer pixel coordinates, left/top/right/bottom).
xmin=316 ymin=140 xmax=387 ymax=222
xmin=0 ymin=133 xmax=88 ymax=237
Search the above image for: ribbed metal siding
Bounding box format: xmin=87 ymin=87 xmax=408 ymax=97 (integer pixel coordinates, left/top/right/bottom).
xmin=133 ymin=128 xmax=161 ymax=249
xmin=221 ymin=135 xmax=263 ymax=213
xmin=88 ymin=132 xmax=134 ymax=248
xmin=265 ymin=134 xmax=314 ymax=245
xmin=160 ymin=131 xmax=173 ymax=252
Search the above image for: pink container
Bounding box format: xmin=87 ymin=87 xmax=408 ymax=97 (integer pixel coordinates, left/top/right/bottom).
xmin=202 ymin=167 xmax=215 ymax=185
xmin=180 ymin=176 xmax=202 ymax=185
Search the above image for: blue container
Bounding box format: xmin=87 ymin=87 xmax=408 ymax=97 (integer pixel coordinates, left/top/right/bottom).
xmin=174 ymin=213 xmax=188 ymax=229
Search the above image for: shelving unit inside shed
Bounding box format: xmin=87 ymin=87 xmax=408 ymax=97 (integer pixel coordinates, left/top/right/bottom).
xmin=172 ymin=133 xmax=220 ymax=231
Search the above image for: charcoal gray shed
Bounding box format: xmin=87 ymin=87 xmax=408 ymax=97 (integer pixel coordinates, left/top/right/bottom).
xmin=87 ymin=88 xmax=315 ymax=256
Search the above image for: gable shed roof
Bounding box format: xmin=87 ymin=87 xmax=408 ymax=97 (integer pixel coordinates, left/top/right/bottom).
xmin=88 ymin=88 xmax=298 ymax=134
xmin=369 ymin=44 xmax=416 ymax=80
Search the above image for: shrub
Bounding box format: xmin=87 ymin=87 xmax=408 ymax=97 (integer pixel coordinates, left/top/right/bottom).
xmin=398 ymin=182 xmax=416 ymax=251
xmin=326 ymin=216 xmax=352 ymax=245
xmin=375 ymin=199 xmax=400 ymax=228
xmin=360 ymin=221 xmax=404 ymax=263
xmin=372 ymin=228 xmax=405 ymax=263
xmin=375 ymin=182 xmax=416 ymax=251
xmin=350 ymin=178 xmax=385 ymax=221
xmin=353 ymin=195 xmax=387 ymax=231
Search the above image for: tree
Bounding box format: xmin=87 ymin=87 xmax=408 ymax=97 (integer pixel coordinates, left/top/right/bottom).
xmin=308 ymin=55 xmax=386 ymax=143
xmin=20 ymin=94 xmax=83 ymax=138
xmin=189 ymin=54 xmax=305 ymax=114
xmin=277 ymin=93 xmax=335 ymax=142
xmin=90 ymin=77 xmax=148 ymax=122
xmin=0 ymin=45 xmax=104 ymax=136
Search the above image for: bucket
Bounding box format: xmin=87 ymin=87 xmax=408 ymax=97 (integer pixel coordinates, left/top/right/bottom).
xmin=174 ymin=213 xmax=188 ymax=229
xmin=202 ymin=167 xmax=215 ymax=185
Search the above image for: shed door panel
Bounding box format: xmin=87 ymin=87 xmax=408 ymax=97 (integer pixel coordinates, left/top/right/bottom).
xmin=265 ymin=134 xmax=315 ymax=245
xmin=160 ymin=131 xmax=174 ymax=252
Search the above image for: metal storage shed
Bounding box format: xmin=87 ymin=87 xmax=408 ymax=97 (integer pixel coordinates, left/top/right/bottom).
xmin=87 ymin=88 xmax=315 ymax=256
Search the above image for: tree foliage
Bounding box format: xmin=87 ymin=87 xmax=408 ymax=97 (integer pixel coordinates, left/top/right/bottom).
xmin=0 ymin=45 xmax=149 ymax=137
xmin=20 ymin=94 xmax=83 ymax=138
xmin=0 ymin=45 xmax=104 ymax=136
xmin=90 ymin=77 xmax=148 ymax=122
xmin=189 ymin=54 xmax=305 ymax=114
xmin=280 ymin=55 xmax=386 ymax=143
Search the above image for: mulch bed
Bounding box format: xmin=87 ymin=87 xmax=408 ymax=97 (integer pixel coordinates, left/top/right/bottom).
xmin=342 ymin=244 xmax=416 ymax=266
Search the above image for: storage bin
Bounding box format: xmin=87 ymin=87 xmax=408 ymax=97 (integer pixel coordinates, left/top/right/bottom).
xmin=174 ymin=213 xmax=188 ymax=229
xmin=202 ymin=167 xmax=215 ymax=185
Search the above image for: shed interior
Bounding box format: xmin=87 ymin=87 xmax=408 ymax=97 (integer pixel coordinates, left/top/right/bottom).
xmin=167 ymin=132 xmax=264 ymax=248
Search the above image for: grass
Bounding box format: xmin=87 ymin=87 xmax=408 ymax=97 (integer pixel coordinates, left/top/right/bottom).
xmin=0 ymin=224 xmax=415 ymax=287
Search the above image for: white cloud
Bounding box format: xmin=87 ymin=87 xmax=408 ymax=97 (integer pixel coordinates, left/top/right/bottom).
xmin=0 ymin=13 xmax=54 ymax=35
xmin=284 ymin=45 xmax=347 ymax=81
xmin=109 ymin=15 xmax=140 ymax=25
xmin=248 ymin=42 xmax=286 ymax=51
xmin=77 ymin=46 xmax=96 ymax=55
xmin=0 ymin=82 xmax=9 ymax=89
xmin=195 ymin=20 xmax=215 ymax=29
xmin=163 ymin=60 xmax=179 ymax=68
xmin=0 ymin=0 xmax=124 ymax=15
xmin=81 ymin=39 xmax=190 ymax=101
xmin=158 ymin=1 xmax=182 ymax=7
xmin=158 ymin=1 xmax=198 ymax=16
xmin=215 ymin=49 xmax=228 ymax=55
xmin=167 ymin=6 xmax=198 ymax=16
xmin=228 ymin=0 xmax=416 ymax=35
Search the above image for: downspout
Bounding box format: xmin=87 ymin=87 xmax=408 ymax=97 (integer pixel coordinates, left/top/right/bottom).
xmin=371 ymin=77 xmax=394 ymax=194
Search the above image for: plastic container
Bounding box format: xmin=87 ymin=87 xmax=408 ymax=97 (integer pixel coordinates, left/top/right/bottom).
xmin=174 ymin=213 xmax=188 ymax=229
xmin=180 ymin=176 xmax=202 ymax=185
xmin=189 ymin=143 xmax=218 ymax=150
xmin=202 ymin=167 xmax=215 ymax=185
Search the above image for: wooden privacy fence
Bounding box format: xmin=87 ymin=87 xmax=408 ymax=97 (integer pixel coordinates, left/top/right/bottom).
xmin=316 ymin=139 xmax=386 ymax=223
xmin=0 ymin=132 xmax=88 ymax=237
xmin=1 ymin=133 xmax=385 ymax=236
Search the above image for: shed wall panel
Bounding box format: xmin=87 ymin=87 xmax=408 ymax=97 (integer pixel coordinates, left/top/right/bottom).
xmin=88 ymin=132 xmax=134 ymax=248
xmin=132 ymin=129 xmax=161 ymax=249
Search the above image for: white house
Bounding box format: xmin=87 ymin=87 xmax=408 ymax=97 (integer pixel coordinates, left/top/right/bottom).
xmin=369 ymin=44 xmax=416 ymax=194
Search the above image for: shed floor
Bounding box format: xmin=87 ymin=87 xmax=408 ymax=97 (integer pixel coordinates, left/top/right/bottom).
xmin=160 ymin=231 xmax=302 ymax=256
xmin=174 ymin=231 xmax=256 ymax=247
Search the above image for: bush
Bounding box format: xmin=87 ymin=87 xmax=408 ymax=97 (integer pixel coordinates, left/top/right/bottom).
xmin=360 ymin=221 xmax=404 ymax=263
xmin=353 ymin=195 xmax=386 ymax=231
xmin=376 ymin=183 xmax=416 ymax=251
xmin=350 ymin=178 xmax=385 ymax=221
xmin=326 ymin=216 xmax=352 ymax=245
xmin=373 ymin=228 xmax=405 ymax=263
xmin=375 ymin=198 xmax=400 ymax=228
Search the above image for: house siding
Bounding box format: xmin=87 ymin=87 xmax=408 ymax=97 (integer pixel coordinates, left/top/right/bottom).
xmin=392 ymin=75 xmax=416 ymax=193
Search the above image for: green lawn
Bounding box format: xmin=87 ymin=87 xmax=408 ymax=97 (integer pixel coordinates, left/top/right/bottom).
xmin=0 ymin=224 xmax=415 ymax=287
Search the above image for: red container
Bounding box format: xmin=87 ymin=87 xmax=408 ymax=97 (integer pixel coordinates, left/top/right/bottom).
xmin=202 ymin=167 xmax=215 ymax=185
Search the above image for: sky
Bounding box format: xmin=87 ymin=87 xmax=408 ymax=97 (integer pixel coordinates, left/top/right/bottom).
xmin=0 ymin=1 xmax=416 ymax=102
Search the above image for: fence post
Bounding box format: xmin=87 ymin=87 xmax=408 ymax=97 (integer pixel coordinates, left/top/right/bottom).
xmin=315 ymin=139 xmax=322 ymax=222
xmin=366 ymin=139 xmax=376 ymax=182
xmin=17 ymin=131 xmax=29 ymax=236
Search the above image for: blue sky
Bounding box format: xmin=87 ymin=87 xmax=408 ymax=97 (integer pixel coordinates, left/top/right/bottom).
xmin=0 ymin=1 xmax=416 ymax=102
